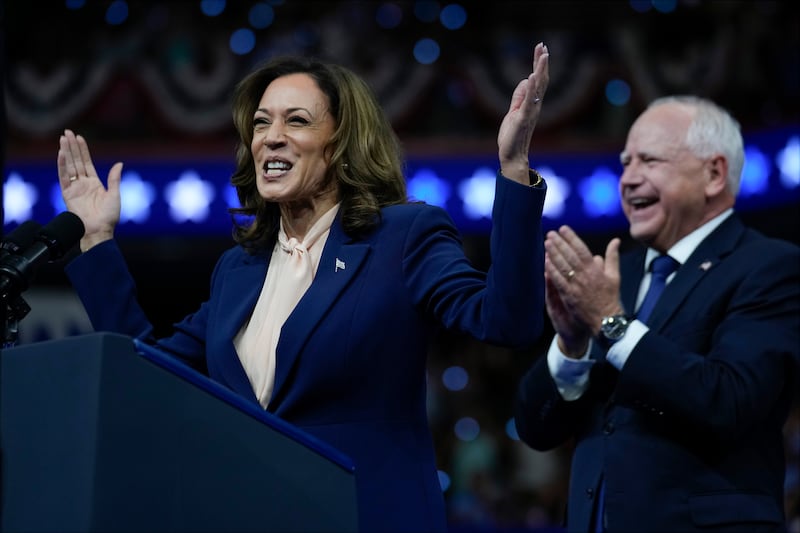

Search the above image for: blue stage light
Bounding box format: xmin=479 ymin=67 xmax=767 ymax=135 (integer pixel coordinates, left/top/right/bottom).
xmin=442 ymin=366 xmax=469 ymax=392
xmin=408 ymin=168 xmax=451 ymax=207
xmin=454 ymin=417 xmax=480 ymax=442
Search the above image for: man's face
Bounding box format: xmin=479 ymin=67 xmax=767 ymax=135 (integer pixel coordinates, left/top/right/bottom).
xmin=618 ymin=104 xmax=712 ymax=252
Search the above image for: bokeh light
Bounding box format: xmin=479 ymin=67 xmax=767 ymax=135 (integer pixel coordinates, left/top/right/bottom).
xmin=105 ymin=0 xmax=129 ymax=25
xmin=413 ymin=38 xmax=440 ymax=64
xmin=249 ymin=3 xmax=275 ymax=29
xmin=200 ymin=0 xmax=226 ymax=17
xmin=605 ymin=79 xmax=631 ymax=107
xmin=229 ymin=28 xmax=256 ymax=55
xmin=376 ymin=2 xmax=403 ymax=29
xmin=440 ymin=4 xmax=466 ymax=30
xmin=442 ymin=366 xmax=469 ymax=391
xmin=454 ymin=417 xmax=480 ymax=441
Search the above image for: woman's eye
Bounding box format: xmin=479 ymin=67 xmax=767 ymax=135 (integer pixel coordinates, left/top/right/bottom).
xmin=288 ymin=116 xmax=309 ymax=125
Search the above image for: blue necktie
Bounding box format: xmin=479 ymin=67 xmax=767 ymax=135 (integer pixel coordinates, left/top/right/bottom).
xmin=636 ymin=255 xmax=679 ymax=324
xmin=594 ymin=255 xmax=679 ymax=532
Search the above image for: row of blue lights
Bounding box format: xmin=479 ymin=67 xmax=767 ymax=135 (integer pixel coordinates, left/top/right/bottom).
xmin=4 ymin=127 xmax=798 ymax=237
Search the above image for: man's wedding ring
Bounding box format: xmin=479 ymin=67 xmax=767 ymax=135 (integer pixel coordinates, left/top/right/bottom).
xmin=567 ymin=269 xmax=575 ymax=280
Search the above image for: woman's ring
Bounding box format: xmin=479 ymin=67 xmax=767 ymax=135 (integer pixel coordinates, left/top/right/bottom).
xmin=567 ymin=269 xmax=575 ymax=279
xmin=69 ymin=176 xmax=79 ymax=182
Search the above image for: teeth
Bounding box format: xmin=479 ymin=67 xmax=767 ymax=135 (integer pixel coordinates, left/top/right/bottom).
xmin=630 ymin=198 xmax=653 ymax=206
xmin=266 ymin=161 xmax=291 ymax=170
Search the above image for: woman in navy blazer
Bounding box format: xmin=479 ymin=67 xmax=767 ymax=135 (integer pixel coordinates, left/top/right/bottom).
xmin=56 ymin=46 xmax=550 ymax=532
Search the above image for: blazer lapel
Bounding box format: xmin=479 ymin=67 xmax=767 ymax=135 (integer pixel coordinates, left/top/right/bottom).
xmin=215 ymin=252 xmax=270 ymax=398
xmin=644 ymin=214 xmax=746 ymax=330
xmin=619 ymin=250 xmax=646 ymax=317
xmin=269 ymin=217 xmax=371 ymax=408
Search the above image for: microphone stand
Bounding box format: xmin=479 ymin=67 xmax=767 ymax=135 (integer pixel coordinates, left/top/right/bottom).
xmin=0 ymin=294 xmax=31 ymax=518
xmin=2 ymin=295 xmax=30 ymax=348
xmin=1 ymin=295 xmax=29 ymax=524
xmin=0 ymin=295 xmax=31 ymax=520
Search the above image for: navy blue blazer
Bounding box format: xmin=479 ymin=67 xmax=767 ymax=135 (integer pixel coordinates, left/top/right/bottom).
xmin=515 ymin=214 xmax=800 ymax=532
xmin=67 ymin=174 xmax=546 ymax=533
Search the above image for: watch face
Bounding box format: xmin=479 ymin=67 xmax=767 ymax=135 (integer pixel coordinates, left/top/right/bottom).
xmin=602 ymin=315 xmax=629 ymax=340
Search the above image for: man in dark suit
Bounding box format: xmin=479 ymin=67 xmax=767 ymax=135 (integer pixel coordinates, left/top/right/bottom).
xmin=515 ymin=95 xmax=799 ymax=532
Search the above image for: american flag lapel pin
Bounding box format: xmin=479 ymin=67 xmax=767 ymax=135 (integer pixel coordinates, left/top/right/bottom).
xmin=699 ymin=260 xmax=712 ymax=271
xmin=335 ymin=258 xmax=346 ymax=272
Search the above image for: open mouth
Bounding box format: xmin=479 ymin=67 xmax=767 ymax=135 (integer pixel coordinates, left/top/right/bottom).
xmin=264 ymin=160 xmax=292 ymax=177
xmin=629 ymin=197 xmax=657 ymax=210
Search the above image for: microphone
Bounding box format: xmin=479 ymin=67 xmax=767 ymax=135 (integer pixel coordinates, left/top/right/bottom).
xmin=0 ymin=212 xmax=85 ymax=305
xmin=0 ymin=220 xmax=43 ymax=259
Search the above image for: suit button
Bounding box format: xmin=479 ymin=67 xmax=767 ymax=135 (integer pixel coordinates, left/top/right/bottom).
xmin=603 ymin=422 xmax=615 ymax=435
xmin=586 ymin=488 xmax=594 ymax=499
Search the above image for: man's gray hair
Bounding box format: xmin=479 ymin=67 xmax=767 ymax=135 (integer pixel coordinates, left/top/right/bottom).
xmin=648 ymin=95 xmax=745 ymax=196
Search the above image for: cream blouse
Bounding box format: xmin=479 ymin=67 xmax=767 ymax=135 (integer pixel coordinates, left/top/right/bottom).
xmin=233 ymin=204 xmax=340 ymax=408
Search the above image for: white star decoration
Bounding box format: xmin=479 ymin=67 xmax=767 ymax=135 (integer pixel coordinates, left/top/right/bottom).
xmin=3 ymin=172 xmax=38 ymax=224
xmin=538 ymin=166 xmax=570 ymax=219
xmin=120 ymin=171 xmax=157 ymax=223
xmin=777 ymin=135 xmax=800 ymax=188
xmin=459 ymin=167 xmax=496 ymax=220
xmin=164 ymin=170 xmax=216 ymax=223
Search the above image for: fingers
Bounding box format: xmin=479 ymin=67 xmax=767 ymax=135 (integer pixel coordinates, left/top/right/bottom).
xmin=506 ymin=78 xmax=528 ymax=114
xmin=545 ymin=225 xmax=592 ymax=280
xmin=544 ymin=242 xmax=572 ymax=287
xmin=556 ymin=225 xmax=591 ymax=259
xmin=58 ymin=133 xmax=77 ymax=184
xmin=604 ymin=238 xmax=621 ymax=278
xmin=66 ymin=130 xmax=88 ymax=179
xmin=544 ymin=252 xmax=566 ymax=287
xmin=60 ymin=129 xmax=97 ymax=182
xmin=76 ymin=133 xmax=99 ymax=179
xmin=508 ymin=42 xmax=550 ymax=115
xmin=529 ymin=42 xmax=550 ymax=104
xmin=107 ymin=162 xmax=124 ymax=195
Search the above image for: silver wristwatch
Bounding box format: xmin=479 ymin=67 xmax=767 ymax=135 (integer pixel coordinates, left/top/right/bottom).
xmin=600 ymin=314 xmax=631 ymax=342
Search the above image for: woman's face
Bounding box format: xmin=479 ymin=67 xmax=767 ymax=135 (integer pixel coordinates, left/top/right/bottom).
xmin=250 ymin=73 xmax=338 ymax=208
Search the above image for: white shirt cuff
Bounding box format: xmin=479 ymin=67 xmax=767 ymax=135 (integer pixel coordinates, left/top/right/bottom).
xmin=606 ymin=319 xmax=648 ymax=369
xmin=546 ymin=336 xmax=595 ymax=401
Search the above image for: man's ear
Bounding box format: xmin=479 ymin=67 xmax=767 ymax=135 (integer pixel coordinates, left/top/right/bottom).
xmin=704 ymin=154 xmax=729 ymax=197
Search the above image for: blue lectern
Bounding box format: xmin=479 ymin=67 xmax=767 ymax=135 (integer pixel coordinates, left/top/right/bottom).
xmin=0 ymin=333 xmax=358 ymax=532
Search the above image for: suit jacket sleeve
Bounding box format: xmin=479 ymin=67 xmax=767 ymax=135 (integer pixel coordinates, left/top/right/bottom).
xmin=402 ymin=172 xmax=547 ymax=348
xmin=65 ymin=239 xmax=224 ymax=369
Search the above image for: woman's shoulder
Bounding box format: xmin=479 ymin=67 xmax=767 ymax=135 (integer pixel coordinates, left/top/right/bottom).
xmin=215 ymin=242 xmax=268 ymax=268
xmin=381 ymin=200 xmax=451 ymax=223
xmin=372 ymin=201 xmax=458 ymax=241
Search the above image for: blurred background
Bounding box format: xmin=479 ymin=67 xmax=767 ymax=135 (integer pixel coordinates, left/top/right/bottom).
xmin=2 ymin=1 xmax=798 ymax=531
